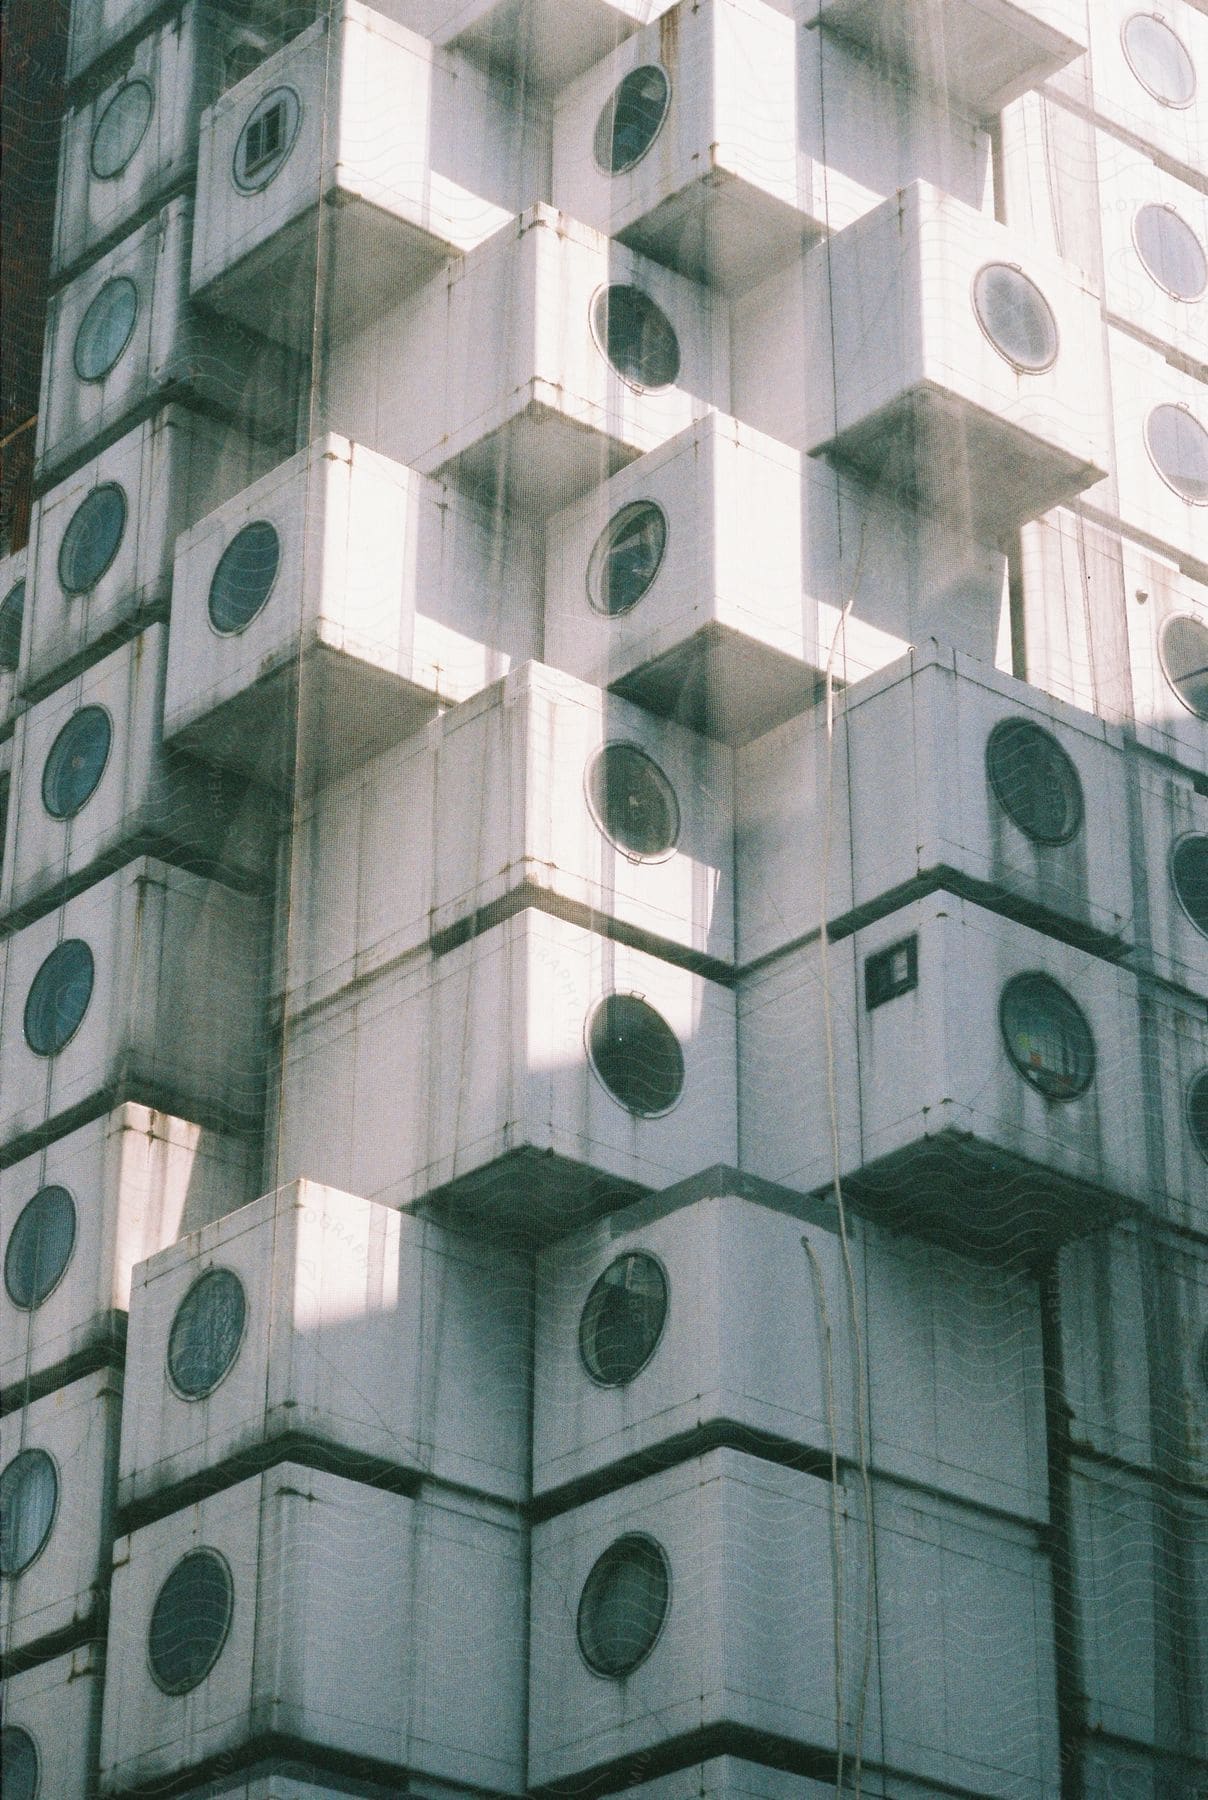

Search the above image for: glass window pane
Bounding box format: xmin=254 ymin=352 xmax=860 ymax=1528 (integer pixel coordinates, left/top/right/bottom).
xmin=1159 ymin=614 xmax=1208 ymax=718
xmin=1133 ymin=204 xmax=1207 ymax=301
xmin=4 ymin=1186 xmax=77 ymax=1310
xmin=1170 ymin=835 xmax=1208 ymax=937
xmin=42 ymin=705 xmax=113 ymax=819
xmin=208 ymin=521 xmax=281 ymax=634
xmin=58 ymin=485 xmax=127 ymax=594
xmin=23 ymin=939 xmax=95 ymax=1057
xmin=0 ymin=579 xmax=25 ymax=672
xmin=592 ymin=285 xmax=681 ymax=390
xmin=972 ymin=265 xmax=1059 ymax=372
xmin=1 ymin=1727 xmax=39 ymax=1800
xmin=579 ymin=1252 xmax=668 ymax=1386
xmin=91 ymin=80 xmax=154 ymax=179
xmin=147 ymin=1550 xmax=234 ymax=1694
xmin=594 ymin=65 xmax=671 ymax=174
xmin=587 ymin=743 xmax=679 ymax=859
xmin=0 ymin=1450 xmax=59 ymax=1576
xmin=587 ymin=502 xmax=667 ymax=617
xmin=1000 ymin=973 xmax=1096 ymax=1101
xmin=1146 ymin=406 xmax=1208 ymax=505
xmin=588 ymin=994 xmax=685 ymax=1117
xmin=73 ymin=278 xmax=139 ymax=382
xmin=1122 ymin=14 xmax=1196 ymax=107
xmin=986 ymin=719 xmax=1083 ymax=845
xmin=233 ymin=88 xmax=300 ymax=192
xmin=167 ymin=1268 xmax=247 ymax=1398
xmin=577 ymin=1535 xmax=670 ymax=1676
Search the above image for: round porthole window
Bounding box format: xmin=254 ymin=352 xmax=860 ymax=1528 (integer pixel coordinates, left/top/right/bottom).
xmin=1 ymin=1727 xmax=39 ymax=1800
xmin=147 ymin=1549 xmax=234 ymax=1694
xmin=58 ymin=485 xmax=127 ymax=594
xmin=972 ymin=264 xmax=1059 ymax=373
xmin=1122 ymin=14 xmax=1196 ymax=108
xmin=42 ymin=706 xmax=113 ymax=820
xmin=1000 ymin=972 xmax=1095 ymax=1101
xmin=1158 ymin=614 xmax=1208 ymax=719
xmin=73 ymin=277 xmax=139 ymax=382
xmin=1145 ymin=405 xmax=1208 ymax=505
xmin=592 ymin=285 xmax=681 ymax=390
xmin=90 ymin=80 xmax=154 ymax=179
xmin=1188 ymin=1068 xmax=1208 ymax=1165
xmin=233 ymin=87 xmax=300 ymax=192
xmin=594 ymin=65 xmax=671 ymax=174
xmin=207 ymin=520 xmax=281 ymax=634
xmin=1171 ymin=835 xmax=1208 ymax=937
xmin=986 ymin=719 xmax=1083 ymax=845
xmin=587 ymin=993 xmax=685 ymax=1117
xmin=24 ymin=939 xmax=95 ymax=1058
xmin=0 ymin=1450 xmax=59 ymax=1577
xmin=587 ymin=743 xmax=680 ymax=860
xmin=587 ymin=501 xmax=667 ymax=617
xmin=4 ymin=1187 xmax=77 ymax=1311
xmin=579 ymin=1252 xmax=668 ymax=1387
xmin=577 ymin=1534 xmax=670 ymax=1677
xmin=0 ymin=579 xmax=25 ymax=672
xmin=167 ymin=1268 xmax=247 ymax=1399
xmin=1133 ymin=204 xmax=1208 ymax=302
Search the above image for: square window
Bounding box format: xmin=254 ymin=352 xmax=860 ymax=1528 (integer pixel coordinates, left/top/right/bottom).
xmin=864 ymin=935 xmax=918 ymax=1011
xmin=243 ymin=103 xmax=284 ymax=179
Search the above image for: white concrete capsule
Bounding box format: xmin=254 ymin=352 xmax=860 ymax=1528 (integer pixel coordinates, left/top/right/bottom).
xmin=21 ymin=407 xmax=271 ymax=701
xmin=98 ymin=1466 xmax=526 ymax=1793
xmin=739 ymin=895 xmax=1150 ymax=1249
xmin=802 ymin=0 xmax=1087 ymax=116
xmin=0 ymin=546 xmax=27 ymax=741
xmin=276 ymin=909 xmax=737 ymax=1239
xmin=807 ymin=182 xmax=1109 ymax=535
xmin=38 ymin=199 xmax=299 ymax=481
xmin=736 ymin=642 xmax=1136 ymax=967
xmin=605 ymin=1762 xmax=892 ymax=1800
xmin=1133 ymin=756 xmax=1208 ymax=1001
xmin=324 ymin=202 xmax=729 ymax=517
xmin=0 ymin=1368 xmax=122 ymax=1657
xmin=426 ymin=0 xmax=678 ymax=93
xmin=1149 ymin=986 xmax=1208 ymax=1238
xmin=1121 ymin=545 xmax=1208 ymax=783
xmin=553 ymin=0 xmax=816 ymax=293
xmin=119 ymin=1178 xmax=531 ymax=1505
xmin=0 ymin=1644 xmax=104 ymax=1800
xmin=164 ymin=434 xmax=539 ymax=789
xmin=1095 ymin=132 xmax=1208 ymax=373
xmin=0 ymin=623 xmax=275 ymax=918
xmin=191 ymin=3 xmax=532 ymax=348
xmin=65 ymin=0 xmax=309 ymax=85
xmin=533 ymin=1190 xmax=1048 ymax=1518
xmin=1046 ymin=0 xmax=1208 ymax=184
xmin=0 ymin=858 xmax=268 ymax=1154
xmin=0 ymin=1104 xmax=257 ymax=1399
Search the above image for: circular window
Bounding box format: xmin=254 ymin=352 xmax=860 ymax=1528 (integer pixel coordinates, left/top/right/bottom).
xmin=233 ymin=87 xmax=300 ymax=192
xmin=1146 ymin=405 xmax=1208 ymax=505
xmin=587 ymin=743 xmax=680 ymax=860
xmin=0 ymin=578 xmax=25 ymax=672
xmin=986 ymin=719 xmax=1083 ymax=845
xmin=1122 ymin=14 xmax=1196 ymax=107
xmin=1158 ymin=614 xmax=1208 ymax=719
xmin=1 ymin=1727 xmax=39 ymax=1800
xmin=579 ymin=1252 xmax=669 ymax=1386
xmin=1133 ymin=204 xmax=1208 ymax=302
xmin=577 ymin=1534 xmax=670 ymax=1677
xmin=90 ymin=80 xmax=154 ymax=179
xmin=1000 ymin=972 xmax=1095 ymax=1101
xmin=4 ymin=1187 xmax=77 ymax=1311
xmin=587 ymin=501 xmax=667 ymax=617
xmin=587 ymin=993 xmax=685 ymax=1117
xmin=167 ymin=1268 xmax=248 ymax=1399
xmin=42 ymin=706 xmax=113 ymax=820
xmin=73 ymin=277 xmax=139 ymax=382
xmin=594 ymin=65 xmax=671 ymax=174
xmin=592 ymin=285 xmax=681 ymax=390
xmin=0 ymin=1450 xmax=59 ymax=1576
xmin=147 ymin=1549 xmax=234 ymax=1694
xmin=1171 ymin=835 xmax=1208 ymax=937
xmin=1188 ymin=1068 xmax=1208 ymax=1165
xmin=24 ymin=939 xmax=95 ymax=1057
xmin=58 ymin=485 xmax=127 ymax=594
xmin=207 ymin=520 xmax=281 ymax=634
xmin=972 ymin=264 xmax=1059 ymax=373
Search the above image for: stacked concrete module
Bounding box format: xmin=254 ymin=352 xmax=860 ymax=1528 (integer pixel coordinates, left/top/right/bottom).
xmin=3 ymin=1 xmax=1207 ymax=1798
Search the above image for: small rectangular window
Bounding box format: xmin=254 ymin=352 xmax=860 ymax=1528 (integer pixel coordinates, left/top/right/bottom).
xmin=243 ymin=102 xmax=284 ymax=178
xmin=865 ymin=935 xmax=918 ymax=1010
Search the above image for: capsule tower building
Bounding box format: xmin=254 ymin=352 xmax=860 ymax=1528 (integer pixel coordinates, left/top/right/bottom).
xmin=2 ymin=0 xmax=1207 ymax=1795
